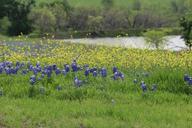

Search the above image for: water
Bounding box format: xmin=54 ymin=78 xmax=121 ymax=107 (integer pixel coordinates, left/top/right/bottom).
xmin=64 ymin=36 xmax=187 ymax=51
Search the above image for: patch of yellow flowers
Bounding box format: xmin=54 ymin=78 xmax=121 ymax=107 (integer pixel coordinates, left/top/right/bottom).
xmin=1 ymin=39 xmax=192 ymax=70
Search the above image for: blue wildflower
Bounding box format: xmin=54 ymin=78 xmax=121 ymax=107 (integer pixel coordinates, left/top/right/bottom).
xmin=184 ymin=74 xmax=190 ymax=82
xmin=188 ymin=78 xmax=192 ymax=86
xmin=84 ymin=68 xmax=89 ymax=77
xmin=93 ymin=71 xmax=97 ymax=77
xmin=52 ymin=64 xmax=57 ymax=70
xmin=74 ymin=76 xmax=82 ymax=87
xmin=71 ymin=60 xmax=78 ymax=72
xmin=55 ymin=68 xmax=61 ymax=75
xmin=62 ymin=69 xmax=67 ymax=76
xmin=30 ymin=75 xmax=36 ymax=85
xmin=141 ymin=81 xmax=147 ymax=92
xmin=101 ymin=68 xmax=107 ymax=77
xmin=64 ymin=64 xmax=70 ymax=72
xmin=113 ymin=66 xmax=118 ymax=73
xmin=113 ymin=71 xmax=119 ymax=80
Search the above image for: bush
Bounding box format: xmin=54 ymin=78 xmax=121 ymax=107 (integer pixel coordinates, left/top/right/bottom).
xmin=143 ymin=30 xmax=166 ymax=49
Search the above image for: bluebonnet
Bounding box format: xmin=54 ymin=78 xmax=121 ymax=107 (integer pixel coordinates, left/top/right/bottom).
xmin=36 ymin=61 xmax=41 ymax=67
xmin=36 ymin=66 xmax=42 ymax=72
xmin=119 ymin=72 xmax=124 ymax=80
xmin=188 ymin=78 xmax=192 ymax=86
xmin=47 ymin=70 xmax=52 ymax=78
xmin=74 ymin=76 xmax=82 ymax=87
xmin=101 ymin=68 xmax=107 ymax=77
xmin=32 ymin=67 xmax=38 ymax=75
xmin=30 ymin=75 xmax=36 ymax=85
xmin=62 ymin=69 xmax=67 ymax=76
xmin=113 ymin=66 xmax=118 ymax=73
xmin=55 ymin=68 xmax=61 ymax=75
xmin=5 ymin=67 xmax=11 ymax=75
xmin=0 ymin=67 xmax=3 ymax=74
xmin=184 ymin=74 xmax=190 ymax=82
xmin=71 ymin=60 xmax=78 ymax=72
xmin=90 ymin=67 xmax=97 ymax=73
xmin=16 ymin=61 xmax=20 ymax=67
xmin=29 ymin=65 xmax=33 ymax=71
xmin=141 ymin=81 xmax=147 ymax=92
xmin=113 ymin=71 xmax=119 ymax=80
xmin=84 ymin=68 xmax=89 ymax=77
xmin=64 ymin=64 xmax=70 ymax=72
xmin=93 ymin=71 xmax=97 ymax=77
xmin=52 ymin=64 xmax=57 ymax=70
xmin=113 ymin=71 xmax=124 ymax=80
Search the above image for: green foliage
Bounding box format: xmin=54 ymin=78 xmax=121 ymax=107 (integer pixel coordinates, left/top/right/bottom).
xmin=144 ymin=30 xmax=166 ymax=49
xmin=0 ymin=0 xmax=35 ymax=35
xmin=87 ymin=16 xmax=103 ymax=33
xmin=0 ymin=17 xmax=11 ymax=35
xmin=132 ymin=0 xmax=141 ymax=11
xmin=102 ymin=0 xmax=114 ymax=9
xmin=28 ymin=7 xmax=56 ymax=34
xmin=180 ymin=13 xmax=192 ymax=50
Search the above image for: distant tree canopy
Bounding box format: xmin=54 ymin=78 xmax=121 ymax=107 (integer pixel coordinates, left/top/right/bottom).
xmin=180 ymin=13 xmax=192 ymax=50
xmin=0 ymin=0 xmax=35 ymax=35
xmin=102 ymin=0 xmax=114 ymax=9
xmin=0 ymin=0 xmax=192 ymax=38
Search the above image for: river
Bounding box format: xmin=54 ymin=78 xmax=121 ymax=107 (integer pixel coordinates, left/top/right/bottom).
xmin=63 ymin=35 xmax=187 ymax=51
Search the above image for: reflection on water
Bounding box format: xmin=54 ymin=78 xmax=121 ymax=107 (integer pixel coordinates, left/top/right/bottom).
xmin=64 ymin=36 xmax=187 ymax=51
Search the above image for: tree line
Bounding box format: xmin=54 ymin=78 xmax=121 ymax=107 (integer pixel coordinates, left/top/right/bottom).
xmin=0 ymin=0 xmax=191 ymax=42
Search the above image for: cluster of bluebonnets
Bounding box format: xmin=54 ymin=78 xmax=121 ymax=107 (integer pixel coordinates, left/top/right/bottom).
xmin=184 ymin=74 xmax=192 ymax=86
xmin=0 ymin=60 xmax=191 ymax=97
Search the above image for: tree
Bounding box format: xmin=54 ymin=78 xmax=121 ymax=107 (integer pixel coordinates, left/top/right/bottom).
xmin=87 ymin=16 xmax=103 ymax=33
xmin=28 ymin=7 xmax=56 ymax=34
xmin=0 ymin=17 xmax=11 ymax=35
xmin=102 ymin=0 xmax=114 ymax=9
xmin=144 ymin=30 xmax=166 ymax=49
xmin=180 ymin=13 xmax=192 ymax=50
xmin=0 ymin=0 xmax=35 ymax=35
xmin=133 ymin=0 xmax=141 ymax=11
xmin=49 ymin=3 xmax=67 ymax=32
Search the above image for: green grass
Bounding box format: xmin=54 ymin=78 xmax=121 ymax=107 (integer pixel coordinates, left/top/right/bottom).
xmin=0 ymin=66 xmax=192 ymax=127
xmin=1 ymin=37 xmax=192 ymax=127
xmin=0 ymin=92 xmax=192 ymax=128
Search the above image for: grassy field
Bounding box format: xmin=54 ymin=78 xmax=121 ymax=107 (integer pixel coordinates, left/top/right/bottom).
xmin=0 ymin=37 xmax=192 ymax=127
xmin=0 ymin=93 xmax=192 ymax=128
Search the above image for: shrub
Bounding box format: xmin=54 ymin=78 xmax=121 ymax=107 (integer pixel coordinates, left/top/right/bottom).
xmin=144 ymin=30 xmax=166 ymax=49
